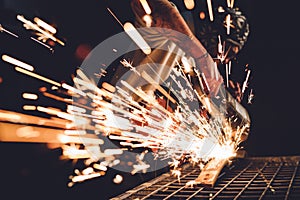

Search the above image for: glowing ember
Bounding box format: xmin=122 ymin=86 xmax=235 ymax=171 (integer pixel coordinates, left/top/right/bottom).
xmin=0 ymin=24 xmax=19 ymax=38
xmin=17 ymin=15 xmax=65 ymax=46
xmin=33 ymin=17 xmax=57 ymax=34
xmin=2 ymin=54 xmax=34 ymax=71
xmin=113 ymin=174 xmax=123 ymax=184
xmin=207 ymin=0 xmax=214 ymax=21
xmin=183 ymin=0 xmax=195 ymax=10
xmin=248 ymin=89 xmax=254 ymax=104
xmin=139 ymin=0 xmax=152 ymax=14
xmin=22 ymin=93 xmax=38 ymax=100
xmin=123 ymin=22 xmax=152 ymax=55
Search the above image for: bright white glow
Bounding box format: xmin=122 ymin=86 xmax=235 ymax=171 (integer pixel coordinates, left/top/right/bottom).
xmin=2 ymin=54 xmax=34 ymax=71
xmin=16 ymin=126 xmax=40 ymax=138
xmin=82 ymin=167 xmax=94 ymax=175
xmin=93 ymin=163 xmax=107 ymax=171
xmin=227 ymin=0 xmax=231 ymax=7
xmin=143 ymin=15 xmax=152 ymax=27
xmin=17 ymin=15 xmax=65 ymax=46
xmin=201 ymin=72 xmax=210 ymax=92
xmin=181 ymin=56 xmax=192 ymax=73
xmin=226 ymin=63 xmax=229 ymax=87
xmin=67 ymin=105 xmax=86 ymax=113
xmin=15 ymin=67 xmax=61 ymax=87
xmin=0 ymin=56 xmax=250 ymax=185
xmin=0 ymin=113 xmax=21 ymax=120
xmin=139 ymin=0 xmax=152 ymax=14
xmin=124 ymin=22 xmax=151 ymax=55
xmin=203 ymin=97 xmax=212 ymax=113
xmin=34 ymin=17 xmax=57 ymax=34
xmin=102 ymin=82 xmax=116 ymax=93
xmin=23 ymin=105 xmax=36 ymax=110
xmin=64 ymin=130 xmax=86 ymax=135
xmin=242 ymin=70 xmax=251 ymax=93
xmin=214 ymin=62 xmax=219 ymax=81
xmin=226 ymin=14 xmax=231 ymax=35
xmin=113 ymin=174 xmax=123 ymax=184
xmin=104 ymin=149 xmax=123 ymax=155
xmin=22 ymin=93 xmax=38 ymax=100
xmin=37 ymin=106 xmax=59 ymax=115
xmin=71 ymin=173 xmax=101 ymax=183
xmin=207 ymin=0 xmax=214 ymax=21
xmin=218 ymin=35 xmax=223 ymax=54
xmin=62 ymin=83 xmax=86 ymax=96
xmin=184 ymin=0 xmax=195 ymax=10
xmin=230 ymin=0 xmax=235 ymax=8
xmin=218 ymin=6 xmax=225 ymax=13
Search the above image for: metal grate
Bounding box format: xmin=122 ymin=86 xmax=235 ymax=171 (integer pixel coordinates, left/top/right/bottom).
xmin=111 ymin=156 xmax=300 ymax=200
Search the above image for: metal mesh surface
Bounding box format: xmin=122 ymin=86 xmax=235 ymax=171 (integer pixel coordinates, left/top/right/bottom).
xmin=111 ymin=156 xmax=300 ymax=200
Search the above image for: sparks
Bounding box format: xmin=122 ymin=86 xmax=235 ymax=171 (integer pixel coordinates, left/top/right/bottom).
xmin=2 ymin=54 xmax=34 ymax=71
xmin=0 ymin=24 xmax=19 ymax=38
xmin=183 ymin=0 xmax=195 ymax=10
xmin=207 ymin=0 xmax=214 ymax=21
xmin=139 ymin=0 xmax=152 ymax=14
xmin=242 ymin=69 xmax=251 ymax=94
xmin=17 ymin=15 xmax=65 ymax=46
xmin=248 ymin=89 xmax=254 ymax=104
xmin=0 ymin=1 xmax=252 ymax=188
xmin=123 ymin=22 xmax=152 ymax=55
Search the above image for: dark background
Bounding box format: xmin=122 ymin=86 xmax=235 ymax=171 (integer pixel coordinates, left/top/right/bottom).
xmin=0 ymin=0 xmax=300 ymax=199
